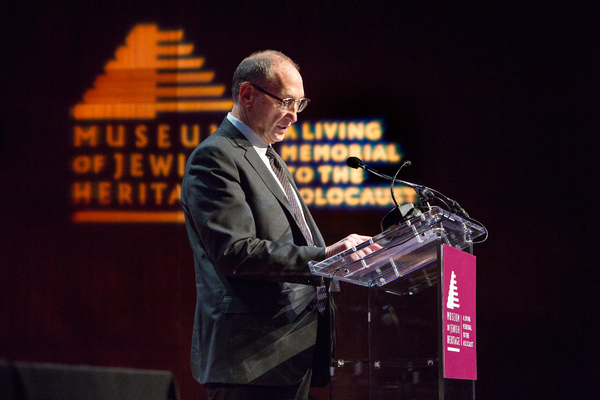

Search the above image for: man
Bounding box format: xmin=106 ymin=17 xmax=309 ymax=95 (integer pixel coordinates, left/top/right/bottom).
xmin=182 ymin=50 xmax=370 ymax=400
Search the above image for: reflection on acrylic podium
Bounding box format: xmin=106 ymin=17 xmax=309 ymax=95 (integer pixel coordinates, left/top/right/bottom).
xmin=309 ymin=206 xmax=485 ymax=399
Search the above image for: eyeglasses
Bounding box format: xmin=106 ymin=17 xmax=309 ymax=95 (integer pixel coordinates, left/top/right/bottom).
xmin=250 ymin=84 xmax=310 ymax=113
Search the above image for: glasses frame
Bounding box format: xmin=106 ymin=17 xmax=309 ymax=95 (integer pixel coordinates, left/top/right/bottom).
xmin=250 ymin=83 xmax=310 ymax=113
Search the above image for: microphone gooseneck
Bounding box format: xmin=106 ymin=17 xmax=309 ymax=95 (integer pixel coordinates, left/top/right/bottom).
xmin=345 ymin=156 xmax=487 ymax=239
xmin=346 ymin=157 xmax=433 ymax=200
xmin=390 ymin=160 xmax=412 ymax=208
xmin=346 ymin=156 xmax=473 ymax=227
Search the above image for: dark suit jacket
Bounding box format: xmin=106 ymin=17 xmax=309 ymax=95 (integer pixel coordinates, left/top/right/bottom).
xmin=181 ymin=117 xmax=328 ymax=386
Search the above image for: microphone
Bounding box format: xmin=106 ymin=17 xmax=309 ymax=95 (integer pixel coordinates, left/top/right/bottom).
xmin=346 ymin=156 xmax=362 ymax=169
xmin=346 ymin=157 xmax=476 ymax=230
xmin=348 ymin=157 xmax=427 ymax=230
xmin=347 ymin=156 xmax=412 ymax=170
xmin=346 ymin=157 xmax=433 ymax=199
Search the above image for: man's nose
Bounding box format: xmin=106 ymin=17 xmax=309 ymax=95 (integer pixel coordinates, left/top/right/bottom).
xmin=285 ymin=106 xmax=298 ymax=123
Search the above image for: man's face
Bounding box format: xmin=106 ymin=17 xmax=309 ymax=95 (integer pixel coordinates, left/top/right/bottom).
xmin=250 ymin=61 xmax=305 ymax=144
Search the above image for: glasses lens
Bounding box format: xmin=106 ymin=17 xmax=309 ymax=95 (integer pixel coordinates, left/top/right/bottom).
xmin=279 ymin=98 xmax=309 ymax=112
xmin=281 ymin=99 xmax=295 ymax=110
xmin=297 ymin=99 xmax=309 ymax=112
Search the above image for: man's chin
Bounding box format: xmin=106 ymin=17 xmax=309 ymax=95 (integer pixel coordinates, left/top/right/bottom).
xmin=273 ymin=128 xmax=288 ymax=141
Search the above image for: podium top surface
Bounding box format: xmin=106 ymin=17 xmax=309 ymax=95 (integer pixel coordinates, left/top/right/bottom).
xmin=309 ymin=206 xmax=485 ymax=288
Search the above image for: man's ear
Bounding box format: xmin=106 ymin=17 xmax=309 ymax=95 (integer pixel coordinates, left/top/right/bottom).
xmin=238 ymin=82 xmax=254 ymax=106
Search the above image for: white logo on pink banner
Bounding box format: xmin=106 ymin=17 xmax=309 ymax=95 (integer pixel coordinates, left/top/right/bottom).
xmin=446 ymin=271 xmax=460 ymax=310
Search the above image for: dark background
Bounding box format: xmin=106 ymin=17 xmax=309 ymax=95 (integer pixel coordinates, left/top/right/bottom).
xmin=1 ymin=1 xmax=599 ymax=399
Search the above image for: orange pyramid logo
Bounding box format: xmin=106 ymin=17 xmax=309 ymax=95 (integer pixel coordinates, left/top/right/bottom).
xmin=72 ymin=24 xmax=233 ymax=120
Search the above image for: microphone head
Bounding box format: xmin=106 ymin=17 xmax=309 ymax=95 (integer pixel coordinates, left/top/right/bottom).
xmin=404 ymin=160 xmax=412 ymax=167
xmin=346 ymin=156 xmax=363 ymax=169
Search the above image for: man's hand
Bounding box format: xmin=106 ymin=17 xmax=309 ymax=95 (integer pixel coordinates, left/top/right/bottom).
xmin=325 ymin=234 xmax=373 ymax=258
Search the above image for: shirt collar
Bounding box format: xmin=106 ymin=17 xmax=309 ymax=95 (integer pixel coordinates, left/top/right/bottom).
xmin=227 ymin=113 xmax=269 ymax=155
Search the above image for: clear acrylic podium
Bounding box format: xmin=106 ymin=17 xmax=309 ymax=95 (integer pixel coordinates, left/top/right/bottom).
xmin=309 ymin=206 xmax=486 ymax=399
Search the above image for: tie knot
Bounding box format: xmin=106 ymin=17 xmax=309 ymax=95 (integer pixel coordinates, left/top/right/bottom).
xmin=266 ymin=146 xmax=277 ymax=159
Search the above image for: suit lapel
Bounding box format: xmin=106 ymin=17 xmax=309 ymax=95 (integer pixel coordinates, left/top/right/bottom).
xmin=220 ymin=119 xmax=295 ymax=218
xmin=219 ymin=117 xmax=325 ymax=247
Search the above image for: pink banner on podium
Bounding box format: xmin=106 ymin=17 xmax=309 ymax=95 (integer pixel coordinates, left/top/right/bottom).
xmin=443 ymin=244 xmax=477 ymax=380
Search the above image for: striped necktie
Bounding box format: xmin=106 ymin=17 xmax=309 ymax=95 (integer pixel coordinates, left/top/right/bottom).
xmin=266 ymin=146 xmax=326 ymax=313
xmin=266 ymin=146 xmax=314 ymax=246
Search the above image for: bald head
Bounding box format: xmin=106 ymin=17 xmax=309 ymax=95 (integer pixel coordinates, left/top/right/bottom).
xmin=231 ymin=50 xmax=300 ymax=104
